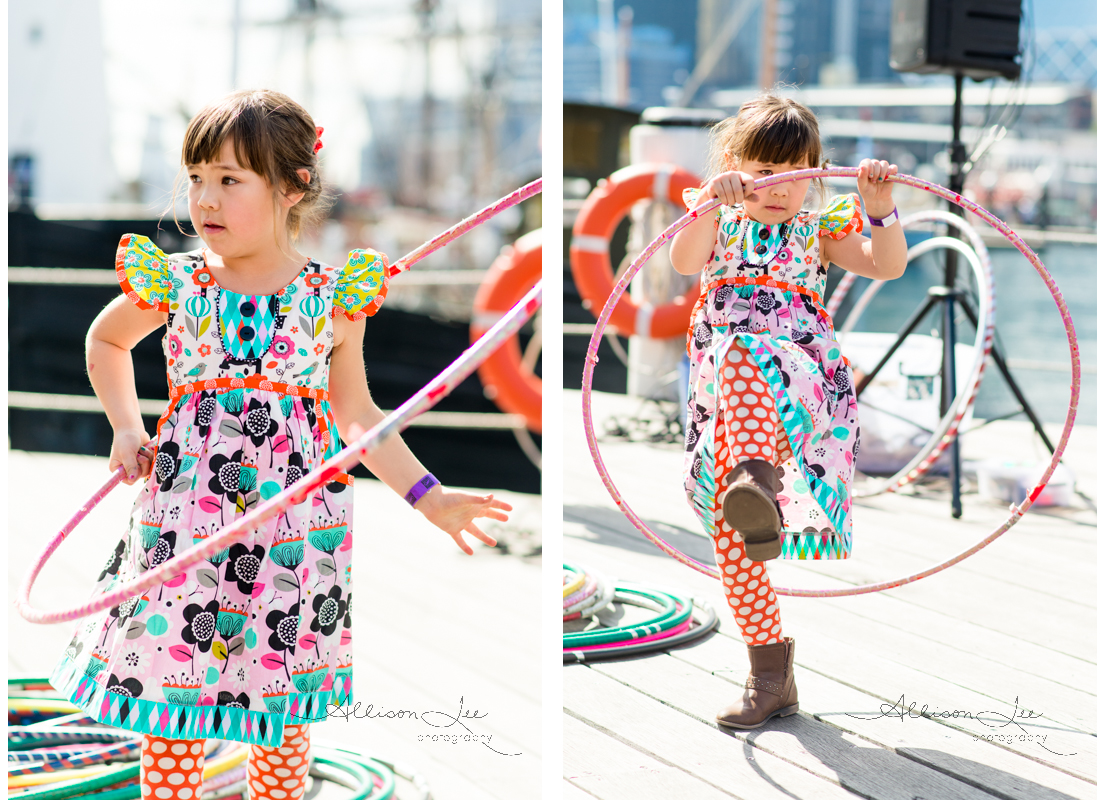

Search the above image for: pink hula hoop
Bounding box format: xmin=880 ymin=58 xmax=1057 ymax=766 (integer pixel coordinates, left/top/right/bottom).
xmin=17 ymin=182 xmax=543 ymax=625
xmin=387 ymin=179 xmax=542 ymax=277
xmin=842 ymin=209 xmax=997 ymax=497
xmin=581 ymin=167 xmax=1080 ymax=598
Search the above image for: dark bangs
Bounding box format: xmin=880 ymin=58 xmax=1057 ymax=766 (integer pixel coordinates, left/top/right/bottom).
xmin=739 ymin=108 xmax=821 ymax=168
xmin=182 ymin=99 xmax=278 ymax=185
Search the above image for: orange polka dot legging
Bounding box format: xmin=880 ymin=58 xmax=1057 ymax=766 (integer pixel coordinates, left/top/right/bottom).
xmin=140 ymin=723 xmax=311 ymax=799
xmin=711 ymin=339 xmax=793 ymax=646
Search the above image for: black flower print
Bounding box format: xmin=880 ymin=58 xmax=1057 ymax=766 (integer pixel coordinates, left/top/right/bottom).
xmin=225 ymin=543 xmax=266 ymax=595
xmin=209 ymin=450 xmax=245 ymax=501
xmin=98 ymin=540 xmax=126 ymax=582
xmin=344 ymin=593 xmax=353 ymax=628
xmin=755 ymin=292 xmax=776 ymax=313
xmin=302 ymin=398 xmax=317 ymax=432
xmin=685 ymin=426 xmax=699 ymax=450
xmin=243 ymin=398 xmax=278 ymax=448
xmin=310 ymin=585 xmax=348 ymax=637
xmin=793 ymin=330 xmax=815 ymax=346
xmin=196 ymin=392 xmax=217 ymax=438
xmin=713 ymin=285 xmax=734 ymax=310
xmin=153 ymin=440 xmax=182 ymax=489
xmin=148 ymin=531 xmax=178 ymax=568
xmin=693 ymin=320 xmax=712 ymax=349
xmin=106 ymin=673 xmax=143 ymax=699
xmin=181 ymin=599 xmax=220 ymax=653
xmin=217 ymin=691 xmax=251 ymax=710
xmin=833 ymin=365 xmax=852 ymax=394
xmin=266 ymin=602 xmax=301 ymax=655
xmin=285 ymin=452 xmax=306 ymax=488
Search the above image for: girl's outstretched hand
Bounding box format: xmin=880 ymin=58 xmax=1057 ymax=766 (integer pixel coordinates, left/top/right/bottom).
xmin=416 ymin=487 xmax=513 ymax=555
xmin=857 ymin=158 xmax=899 ymax=219
xmin=109 ymin=427 xmax=152 ymax=485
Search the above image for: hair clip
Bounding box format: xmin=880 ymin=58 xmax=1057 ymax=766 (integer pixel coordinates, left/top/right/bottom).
xmin=314 ymin=126 xmax=324 ymax=154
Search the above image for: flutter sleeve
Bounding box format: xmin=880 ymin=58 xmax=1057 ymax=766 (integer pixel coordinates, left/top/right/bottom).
xmin=818 ymin=193 xmax=864 ymax=240
xmin=332 ymin=249 xmax=390 ymax=320
xmin=115 ymin=233 xmax=180 ymax=311
xmin=682 ymin=187 xmax=702 ymax=210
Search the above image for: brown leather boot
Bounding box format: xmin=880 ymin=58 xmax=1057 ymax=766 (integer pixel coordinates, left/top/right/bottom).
xmin=716 ymin=636 xmax=799 ymax=730
xmin=721 ymin=459 xmax=783 ymax=560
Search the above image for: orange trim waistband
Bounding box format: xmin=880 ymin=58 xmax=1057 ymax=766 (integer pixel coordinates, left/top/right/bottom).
xmin=702 ymin=275 xmax=824 ymax=308
xmin=155 ymin=375 xmax=334 ymax=452
xmin=687 ymin=275 xmax=832 ymax=354
xmin=168 ymin=375 xmax=330 ymax=403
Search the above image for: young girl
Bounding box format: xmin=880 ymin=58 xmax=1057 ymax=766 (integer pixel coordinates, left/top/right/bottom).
xmin=50 ymin=89 xmax=511 ymax=799
xmin=670 ymin=94 xmax=906 ymax=730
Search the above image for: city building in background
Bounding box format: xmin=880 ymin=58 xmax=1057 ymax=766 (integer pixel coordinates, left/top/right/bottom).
xmin=564 ymin=0 xmax=1096 ymax=230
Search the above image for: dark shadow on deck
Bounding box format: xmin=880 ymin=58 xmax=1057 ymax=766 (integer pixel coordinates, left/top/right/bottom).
xmin=717 ymin=712 xmax=1084 ymax=800
xmin=564 ymin=503 xmax=717 ymax=566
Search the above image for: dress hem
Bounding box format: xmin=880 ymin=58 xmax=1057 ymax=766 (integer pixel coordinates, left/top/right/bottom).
xmin=50 ymin=656 xmax=352 ymax=747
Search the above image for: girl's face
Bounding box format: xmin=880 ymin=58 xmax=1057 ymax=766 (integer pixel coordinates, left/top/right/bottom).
xmin=736 ymin=158 xmax=813 ymax=225
xmin=187 ymin=138 xmax=285 ymax=258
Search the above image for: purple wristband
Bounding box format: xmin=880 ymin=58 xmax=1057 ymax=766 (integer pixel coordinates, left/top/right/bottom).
xmin=868 ymin=206 xmax=899 ymax=227
xmin=404 ymin=473 xmax=439 ymax=507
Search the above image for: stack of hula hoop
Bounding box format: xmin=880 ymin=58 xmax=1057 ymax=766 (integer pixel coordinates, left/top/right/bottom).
xmin=563 ymin=563 xmax=719 ymax=663
xmin=8 ymin=678 xmax=431 ymax=800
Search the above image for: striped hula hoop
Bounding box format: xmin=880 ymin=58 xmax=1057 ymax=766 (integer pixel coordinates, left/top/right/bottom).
xmin=17 ymin=182 xmax=543 ymax=625
xmin=581 ymin=167 xmax=1080 ymax=598
xmin=834 ymin=209 xmax=996 ymax=497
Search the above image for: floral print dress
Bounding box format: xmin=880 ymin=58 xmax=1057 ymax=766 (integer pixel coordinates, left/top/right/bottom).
xmin=51 ymin=234 xmax=389 ymax=746
xmin=683 ymin=192 xmax=863 ymax=560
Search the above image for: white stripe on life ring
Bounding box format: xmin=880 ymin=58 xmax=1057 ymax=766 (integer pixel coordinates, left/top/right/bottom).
xmin=571 ymin=234 xmax=610 ymax=254
xmin=635 ymin=302 xmax=655 ymax=338
xmin=652 ymin=166 xmax=672 ymax=205
xmin=472 ymin=311 xmax=506 ymax=329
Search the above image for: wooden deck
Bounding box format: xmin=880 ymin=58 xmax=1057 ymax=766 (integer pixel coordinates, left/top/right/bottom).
xmin=7 ymin=450 xmax=541 ymax=800
xmin=564 ymin=388 xmax=1096 ymax=800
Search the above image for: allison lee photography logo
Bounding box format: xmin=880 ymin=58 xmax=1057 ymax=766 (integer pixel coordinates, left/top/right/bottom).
xmin=293 ymin=696 xmax=521 ymax=756
xmin=846 ymin=694 xmax=1076 ymax=757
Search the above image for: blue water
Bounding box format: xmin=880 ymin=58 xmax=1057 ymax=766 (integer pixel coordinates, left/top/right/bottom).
xmin=837 ymin=241 xmax=1096 ymax=427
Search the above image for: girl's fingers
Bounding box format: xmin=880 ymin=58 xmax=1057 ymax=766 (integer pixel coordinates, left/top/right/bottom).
xmin=464 ymin=521 xmax=497 ymax=547
xmin=490 ymin=498 xmax=513 ymax=512
xmin=479 ymin=509 xmax=510 ymax=522
xmin=451 ymin=532 xmax=473 ymax=556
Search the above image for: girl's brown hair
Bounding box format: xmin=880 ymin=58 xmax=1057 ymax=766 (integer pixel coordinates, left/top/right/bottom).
xmin=707 ymin=93 xmax=829 ymax=202
xmin=174 ymin=89 xmax=331 ymax=241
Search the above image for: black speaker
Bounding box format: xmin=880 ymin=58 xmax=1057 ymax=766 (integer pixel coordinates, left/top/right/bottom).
xmin=890 ymin=0 xmax=1022 ymax=80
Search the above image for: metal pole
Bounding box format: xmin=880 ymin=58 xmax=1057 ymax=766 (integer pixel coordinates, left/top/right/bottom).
xmin=942 ymin=71 xmax=966 ymax=518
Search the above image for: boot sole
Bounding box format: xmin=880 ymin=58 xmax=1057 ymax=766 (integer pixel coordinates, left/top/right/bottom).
xmin=715 ymin=702 xmax=799 ymax=730
xmin=722 ymin=484 xmax=782 ymax=561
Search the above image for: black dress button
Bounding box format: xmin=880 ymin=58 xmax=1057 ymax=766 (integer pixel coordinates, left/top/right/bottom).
xmin=759 ymin=228 xmax=770 ymax=240
xmin=240 ymin=301 xmax=256 ymax=317
xmin=239 ymin=326 xmax=255 ymax=341
xmin=755 ymin=244 xmax=768 ymax=255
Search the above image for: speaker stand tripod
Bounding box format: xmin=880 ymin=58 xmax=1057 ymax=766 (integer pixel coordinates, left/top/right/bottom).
xmin=854 ymin=72 xmax=1055 ymax=519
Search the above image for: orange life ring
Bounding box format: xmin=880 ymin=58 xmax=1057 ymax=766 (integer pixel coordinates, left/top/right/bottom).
xmin=570 ymin=163 xmax=701 ymax=338
xmin=471 ymin=228 xmax=542 ymax=434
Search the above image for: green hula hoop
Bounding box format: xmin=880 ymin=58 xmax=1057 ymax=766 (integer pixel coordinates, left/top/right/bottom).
xmin=563 ymin=586 xmax=693 ymax=647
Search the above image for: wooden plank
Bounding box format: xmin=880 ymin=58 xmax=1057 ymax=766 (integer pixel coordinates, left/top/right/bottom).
xmin=666 ymin=626 xmax=1095 ymax=783
xmin=564 ymin=712 xmax=740 ymax=799
xmin=563 ymin=778 xmax=599 ymax=799
xmin=8 ymin=451 xmax=541 ymax=800
xmin=566 ymin=663 xmax=877 ymax=800
xmin=667 ymin=632 xmax=1096 ymax=800
xmin=589 ymin=650 xmax=1028 ymax=800
xmin=563 ymin=519 xmax=1096 ymax=699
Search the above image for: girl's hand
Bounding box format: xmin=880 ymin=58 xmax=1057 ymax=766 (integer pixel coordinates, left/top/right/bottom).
xmin=857 ymin=158 xmax=899 ymax=219
xmin=700 ymin=170 xmax=758 ymax=207
xmin=416 ymin=486 xmax=513 ymax=555
xmin=109 ymin=427 xmax=152 ymax=485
